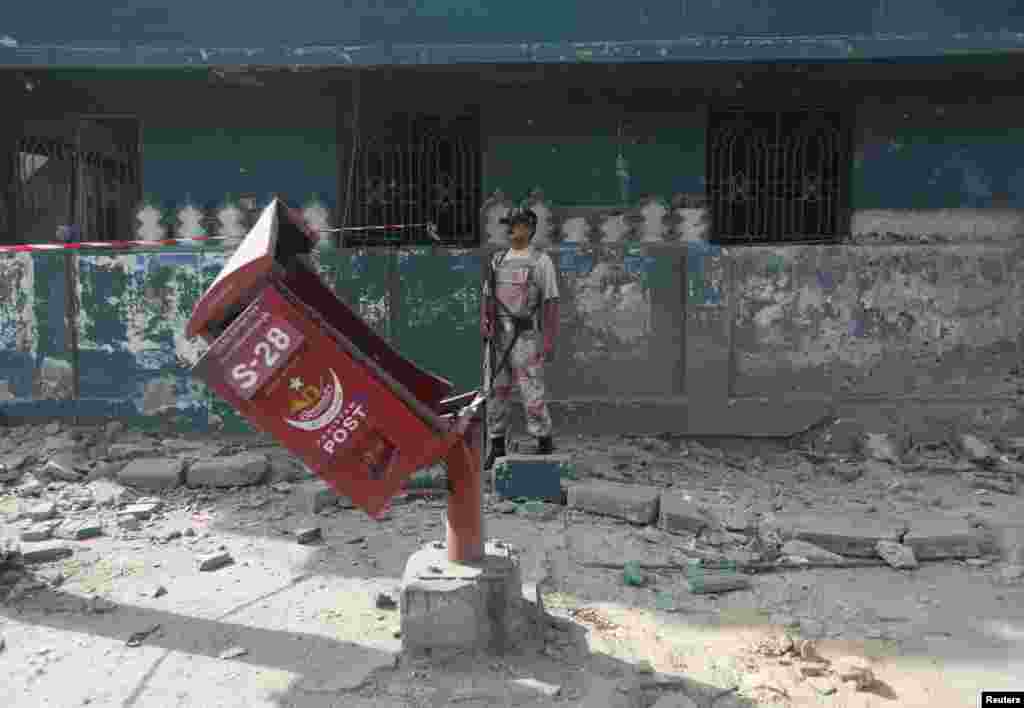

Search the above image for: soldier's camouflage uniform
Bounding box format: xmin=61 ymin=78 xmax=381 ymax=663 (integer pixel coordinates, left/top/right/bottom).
xmin=483 ymin=246 xmax=559 ymax=439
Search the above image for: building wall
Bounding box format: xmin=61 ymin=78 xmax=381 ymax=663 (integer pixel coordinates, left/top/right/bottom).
xmin=5 ymin=71 xmax=1024 ymax=440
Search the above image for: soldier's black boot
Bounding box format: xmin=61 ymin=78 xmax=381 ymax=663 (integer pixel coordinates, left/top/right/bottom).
xmin=484 ymin=436 xmax=506 ymax=471
xmin=536 ymin=436 xmax=555 ymax=455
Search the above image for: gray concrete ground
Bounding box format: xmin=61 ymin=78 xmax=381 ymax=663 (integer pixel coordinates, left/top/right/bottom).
xmin=1 ymin=424 xmax=1023 ymax=707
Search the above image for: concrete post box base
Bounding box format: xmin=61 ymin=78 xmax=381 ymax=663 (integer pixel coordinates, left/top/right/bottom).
xmin=400 ymin=540 xmax=538 ymax=656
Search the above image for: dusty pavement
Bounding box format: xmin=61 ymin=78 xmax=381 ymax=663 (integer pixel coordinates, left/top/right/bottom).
xmin=1 ymin=422 xmax=1023 ymax=708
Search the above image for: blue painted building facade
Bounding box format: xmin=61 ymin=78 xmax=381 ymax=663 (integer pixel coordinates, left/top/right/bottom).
xmin=3 ymin=1 xmax=1024 ymax=439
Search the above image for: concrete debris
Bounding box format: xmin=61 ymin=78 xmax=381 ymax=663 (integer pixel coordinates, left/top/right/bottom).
xmin=20 ymin=521 xmax=60 ymax=542
xmin=295 ymin=527 xmax=322 ymax=545
xmin=834 ymin=656 xmax=875 ymax=691
xmin=25 ymin=501 xmax=57 ymax=521
xmin=568 ymin=481 xmax=660 ymax=525
xmin=117 ymin=514 xmax=141 ymax=530
xmin=659 ymin=492 xmax=713 ymax=535
xmin=186 ymin=453 xmax=268 ymax=488
xmin=863 ymin=433 xmax=900 ymax=463
xmin=0 ymin=454 xmax=30 ymax=483
xmin=876 ymin=540 xmax=918 ymax=569
xmin=780 ymin=540 xmax=844 ymax=564
xmin=787 ymin=513 xmax=906 ymax=558
xmin=118 ymin=458 xmax=184 ymax=491
xmin=509 ymin=677 xmax=562 ymax=698
xmin=121 ymin=502 xmax=161 ymax=521
xmin=960 ymin=434 xmax=997 ymax=462
xmin=85 ymin=596 xmax=118 ymax=614
xmin=293 ymin=480 xmax=341 ymax=514
xmin=375 ymin=592 xmax=398 ymax=610
xmin=686 ymin=572 xmax=750 ymax=594
xmin=41 ymin=456 xmax=83 ymax=482
xmin=903 ymin=518 xmax=980 ymax=560
xmin=197 ymin=550 xmax=233 ymax=572
xmin=20 ymin=541 xmax=73 ymax=564
xmin=218 ymin=646 xmax=248 ymax=660
xmin=86 ymin=479 xmax=130 ymax=508
xmin=830 ymin=461 xmax=863 ymax=483
xmin=56 ymin=519 xmax=103 ymax=541
xmin=17 ymin=478 xmax=43 ymax=497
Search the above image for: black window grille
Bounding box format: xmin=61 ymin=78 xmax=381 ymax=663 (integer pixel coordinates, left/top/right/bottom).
xmin=706 ymin=109 xmax=850 ymax=244
xmin=2 ymin=116 xmax=140 ymax=245
xmin=346 ymin=118 xmax=481 ymax=248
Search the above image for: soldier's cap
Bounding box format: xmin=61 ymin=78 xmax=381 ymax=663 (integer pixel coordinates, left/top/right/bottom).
xmin=499 ymin=207 xmax=538 ymax=227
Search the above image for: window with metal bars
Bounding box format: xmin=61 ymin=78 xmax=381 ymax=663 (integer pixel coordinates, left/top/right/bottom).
xmin=2 ymin=116 xmax=140 ymax=245
xmin=706 ymin=109 xmax=851 ymax=244
xmin=345 ymin=116 xmax=481 ymax=248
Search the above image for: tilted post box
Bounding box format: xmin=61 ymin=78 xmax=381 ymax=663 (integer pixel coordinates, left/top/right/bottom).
xmin=186 ymin=199 xmax=484 ymax=559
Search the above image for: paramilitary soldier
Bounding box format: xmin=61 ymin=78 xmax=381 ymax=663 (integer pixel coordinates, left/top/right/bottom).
xmin=481 ymin=206 xmax=560 ymax=470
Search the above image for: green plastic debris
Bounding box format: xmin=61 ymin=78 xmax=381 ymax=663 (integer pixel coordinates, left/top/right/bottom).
xmin=623 ymin=561 xmax=646 ymax=587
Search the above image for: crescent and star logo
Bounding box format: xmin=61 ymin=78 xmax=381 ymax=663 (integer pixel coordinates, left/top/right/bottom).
xmin=285 ymin=369 xmax=345 ymax=432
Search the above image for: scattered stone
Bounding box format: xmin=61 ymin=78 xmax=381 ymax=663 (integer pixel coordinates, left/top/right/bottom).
xmin=25 ymin=501 xmax=57 ymax=522
xmin=186 ymin=453 xmax=268 ymax=488
xmin=184 ymin=528 xmax=196 ymax=537
xmin=876 ymin=540 xmax=918 ymax=569
xmin=85 ymin=596 xmax=118 ymax=614
xmin=903 ymin=517 xmax=980 ymax=560
xmin=118 ymin=458 xmax=184 ymax=491
xmin=510 ymin=678 xmax=562 ymax=698
xmin=20 ymin=521 xmax=61 ymax=542
xmin=218 ymin=646 xmax=248 ymax=660
xmin=41 ymin=455 xmax=83 ymax=482
xmin=800 ymin=665 xmax=827 ymax=678
xmin=686 ymin=572 xmax=750 ymax=594
xmin=0 ymin=455 xmax=29 ymax=483
xmin=197 ymin=550 xmax=233 ymax=572
xmin=798 ymin=639 xmax=821 ymax=662
xmin=44 ymin=422 xmax=60 ymax=435
xmin=295 ymin=527 xmax=322 ymax=545
xmin=659 ymin=492 xmax=713 ymax=535
xmin=1000 ymin=564 xmax=1024 ymax=582
xmin=960 ymin=434 xmax=997 ymax=462
xmin=21 ymin=541 xmax=73 ymax=564
xmin=126 ymin=625 xmax=161 ymax=647
xmin=57 ymin=519 xmax=103 ymax=541
xmin=966 ymin=470 xmax=1017 ymax=495
xmin=86 ymin=479 xmax=129 ymax=508
xmin=785 ymin=513 xmax=906 ymax=558
xmin=863 ymin=433 xmax=900 ymax=463
xmin=780 ymin=540 xmax=844 ymax=563
xmin=832 ymin=462 xmax=864 ymax=483
xmin=568 ymin=482 xmax=660 ymax=525
xmin=151 ymin=585 xmax=168 ymax=599
xmin=293 ymin=480 xmax=341 ymax=514
xmin=121 ymin=502 xmax=161 ymax=521
xmin=270 ymin=482 xmax=292 ymax=494
xmin=834 ymin=656 xmax=875 ymax=691
xmin=117 ymin=514 xmax=141 ymax=530
xmin=159 ymin=529 xmax=182 ymax=543
xmin=17 ymin=478 xmax=43 ymax=497
xmin=375 ymin=592 xmax=398 ymax=610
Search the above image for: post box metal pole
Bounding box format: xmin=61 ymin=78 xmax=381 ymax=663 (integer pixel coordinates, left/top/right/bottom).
xmin=443 ymin=419 xmax=484 ymax=563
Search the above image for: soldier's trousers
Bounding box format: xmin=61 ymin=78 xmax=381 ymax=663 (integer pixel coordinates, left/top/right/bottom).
xmin=485 ymin=329 xmax=553 ymax=439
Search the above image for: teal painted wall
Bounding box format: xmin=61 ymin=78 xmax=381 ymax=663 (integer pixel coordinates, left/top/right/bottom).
xmin=142 ymin=126 xmax=338 ymax=213
xmin=485 ymin=128 xmax=705 ymax=205
xmin=853 ymin=129 xmax=1024 ymax=210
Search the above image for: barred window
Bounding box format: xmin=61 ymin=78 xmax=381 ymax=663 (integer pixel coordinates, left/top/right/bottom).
xmin=706 ymin=109 xmax=851 ymax=244
xmin=2 ymin=116 xmax=140 ymax=245
xmin=346 ymin=116 xmax=481 ymax=248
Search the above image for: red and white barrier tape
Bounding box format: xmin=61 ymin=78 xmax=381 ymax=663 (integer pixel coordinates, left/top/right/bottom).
xmin=0 ymin=222 xmax=437 ymax=254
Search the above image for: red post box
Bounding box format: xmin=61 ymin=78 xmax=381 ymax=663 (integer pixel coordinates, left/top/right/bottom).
xmin=186 ymin=199 xmax=484 ymax=561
